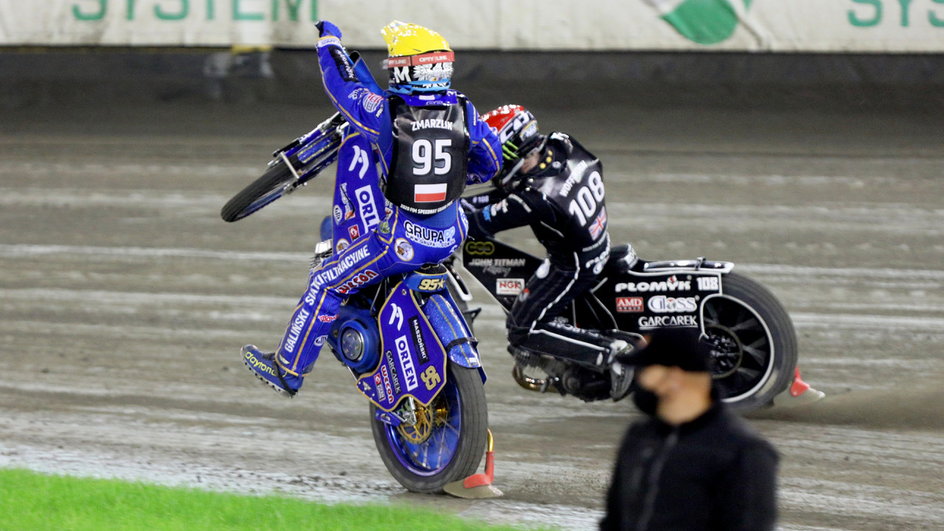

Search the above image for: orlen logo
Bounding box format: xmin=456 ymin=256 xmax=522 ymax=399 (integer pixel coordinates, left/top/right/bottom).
xmin=395 ymin=336 xmax=418 ymax=391
xmin=616 ymin=297 xmax=644 ymax=313
xmin=615 ymin=275 xmax=691 ymax=293
xmin=496 ymin=278 xmax=525 ymax=296
xmin=648 ymin=296 xmax=698 ymax=314
xmin=354 ymin=185 xmax=380 ymax=230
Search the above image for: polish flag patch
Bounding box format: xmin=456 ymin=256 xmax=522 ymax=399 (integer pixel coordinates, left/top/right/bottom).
xmin=414 ymin=183 xmax=448 ymax=203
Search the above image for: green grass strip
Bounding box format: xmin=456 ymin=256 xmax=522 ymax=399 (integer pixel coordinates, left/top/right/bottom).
xmin=0 ymin=468 xmax=533 ymax=531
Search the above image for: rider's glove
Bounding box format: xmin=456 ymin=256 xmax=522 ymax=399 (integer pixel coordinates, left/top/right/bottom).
xmin=459 ymin=198 xmax=476 ymax=214
xmin=315 ymin=20 xmax=343 ymax=39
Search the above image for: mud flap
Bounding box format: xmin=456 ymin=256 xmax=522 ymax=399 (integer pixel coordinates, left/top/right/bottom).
xmin=424 ymin=293 xmax=487 ymax=384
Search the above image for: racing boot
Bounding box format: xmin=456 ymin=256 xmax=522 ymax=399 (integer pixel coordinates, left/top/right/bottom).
xmin=608 ymin=340 xmax=635 ymax=400
xmin=241 ymin=345 xmax=302 ymax=398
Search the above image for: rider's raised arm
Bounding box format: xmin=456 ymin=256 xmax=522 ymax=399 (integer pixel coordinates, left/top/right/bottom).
xmin=316 ymin=23 xmax=390 ymax=148
xmin=463 ymin=99 xmax=501 ymax=185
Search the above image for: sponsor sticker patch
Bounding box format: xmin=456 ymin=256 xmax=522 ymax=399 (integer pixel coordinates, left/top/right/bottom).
xmin=395 ymin=238 xmax=415 ymax=261
xmin=616 ymin=297 xmax=644 ymax=313
xmin=648 ymin=295 xmax=698 ymax=313
xmin=380 ymin=365 xmax=394 ymax=404
xmin=395 ymin=336 xmax=418 ymax=391
xmin=465 ymin=241 xmax=495 ymax=256
xmin=409 ymin=317 xmax=430 ymax=364
xmin=615 ymin=275 xmax=691 ymax=293
xmin=496 ymin=278 xmax=525 ymax=296
xmin=404 ymin=220 xmax=456 ymax=248
xmin=374 ymin=373 xmax=386 ymax=403
xmin=336 ymin=270 xmax=379 ymax=295
xmin=354 ymin=185 xmax=380 ymax=230
xmin=639 ymin=315 xmax=698 ymax=329
xmin=362 ymin=92 xmax=384 ymax=116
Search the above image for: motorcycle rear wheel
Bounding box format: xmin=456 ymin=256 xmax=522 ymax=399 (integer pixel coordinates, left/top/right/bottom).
xmin=703 ymin=272 xmax=798 ymax=411
xmin=369 ymin=364 xmax=488 ymax=493
xmin=220 ymin=159 xmax=295 ymax=222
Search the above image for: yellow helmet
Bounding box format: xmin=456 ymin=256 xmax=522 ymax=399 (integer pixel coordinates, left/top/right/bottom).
xmin=381 ymin=20 xmax=451 ymax=57
xmin=381 ymin=20 xmax=454 ymax=94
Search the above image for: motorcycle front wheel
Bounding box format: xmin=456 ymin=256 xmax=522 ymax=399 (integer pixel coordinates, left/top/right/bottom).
xmin=220 ymin=159 xmax=295 ymax=222
xmin=369 ymin=364 xmax=487 ymax=493
xmin=702 ymin=272 xmax=798 ymax=411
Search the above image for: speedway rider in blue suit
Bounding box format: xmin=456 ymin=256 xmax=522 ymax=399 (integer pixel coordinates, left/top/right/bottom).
xmin=242 ymin=20 xmax=502 ymax=397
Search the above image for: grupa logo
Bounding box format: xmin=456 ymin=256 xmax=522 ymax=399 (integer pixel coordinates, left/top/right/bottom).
xmin=644 ymin=0 xmax=764 ymax=46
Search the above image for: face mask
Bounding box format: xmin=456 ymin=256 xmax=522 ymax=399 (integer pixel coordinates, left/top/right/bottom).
xmin=632 ymin=387 xmax=659 ymax=416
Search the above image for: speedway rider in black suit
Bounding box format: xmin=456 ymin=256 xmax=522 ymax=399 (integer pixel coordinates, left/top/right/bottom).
xmin=464 ymin=104 xmax=633 ymax=400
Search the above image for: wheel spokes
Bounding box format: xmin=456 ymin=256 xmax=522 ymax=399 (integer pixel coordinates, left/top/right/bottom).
xmin=704 ymin=296 xmax=774 ymax=399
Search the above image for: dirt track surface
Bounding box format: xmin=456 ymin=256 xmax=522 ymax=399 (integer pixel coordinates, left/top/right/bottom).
xmin=1 ymin=95 xmax=943 ymax=530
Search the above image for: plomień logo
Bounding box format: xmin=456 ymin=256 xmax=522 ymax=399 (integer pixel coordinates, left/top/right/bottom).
xmin=614 ymin=275 xmax=691 ymax=293
xmin=644 ymin=0 xmax=755 ymax=45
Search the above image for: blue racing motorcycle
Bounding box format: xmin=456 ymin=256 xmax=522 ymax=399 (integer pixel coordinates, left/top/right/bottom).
xmin=221 ymin=109 xmax=489 ymax=493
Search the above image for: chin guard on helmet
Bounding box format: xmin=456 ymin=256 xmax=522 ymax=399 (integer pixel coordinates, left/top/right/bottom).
xmin=480 ymin=104 xmax=545 ymax=188
xmin=381 ymin=20 xmax=453 ymax=94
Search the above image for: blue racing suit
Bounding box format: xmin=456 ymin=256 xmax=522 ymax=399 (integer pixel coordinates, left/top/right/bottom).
xmin=273 ymin=28 xmax=501 ymax=387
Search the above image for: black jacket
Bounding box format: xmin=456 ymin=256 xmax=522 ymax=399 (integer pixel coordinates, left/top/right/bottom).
xmin=601 ymin=402 xmax=779 ymax=531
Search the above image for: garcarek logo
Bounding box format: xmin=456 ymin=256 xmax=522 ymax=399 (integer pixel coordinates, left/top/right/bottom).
xmin=644 ymin=0 xmax=756 ymax=45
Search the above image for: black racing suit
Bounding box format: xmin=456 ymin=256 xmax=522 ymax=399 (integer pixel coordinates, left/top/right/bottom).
xmin=466 ymin=132 xmax=614 ymax=367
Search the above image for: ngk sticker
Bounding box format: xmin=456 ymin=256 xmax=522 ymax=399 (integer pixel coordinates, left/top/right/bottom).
xmin=496 ymin=278 xmax=525 ymax=296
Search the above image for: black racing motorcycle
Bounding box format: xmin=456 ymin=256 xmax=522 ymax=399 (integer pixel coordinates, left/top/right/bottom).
xmin=446 ymin=235 xmax=800 ymax=412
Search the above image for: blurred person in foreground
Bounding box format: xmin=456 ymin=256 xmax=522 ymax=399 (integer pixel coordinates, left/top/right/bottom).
xmin=600 ymin=328 xmax=779 ymax=531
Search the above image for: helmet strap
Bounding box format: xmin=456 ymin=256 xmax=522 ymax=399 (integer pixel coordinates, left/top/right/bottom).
xmin=499 ymin=157 xmax=526 ymax=188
